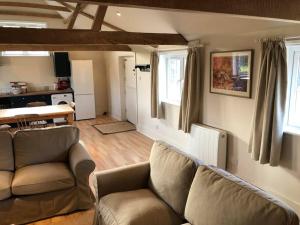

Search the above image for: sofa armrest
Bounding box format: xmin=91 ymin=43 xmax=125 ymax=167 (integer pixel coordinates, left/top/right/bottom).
xmin=93 ymin=161 xmax=150 ymax=200
xmin=69 ymin=141 xmax=96 ymax=186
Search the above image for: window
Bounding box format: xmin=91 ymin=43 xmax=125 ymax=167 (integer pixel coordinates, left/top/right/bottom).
xmin=287 ymin=45 xmax=300 ymax=128
xmin=159 ymin=51 xmax=187 ymax=105
xmin=0 ymin=21 xmax=49 ymax=57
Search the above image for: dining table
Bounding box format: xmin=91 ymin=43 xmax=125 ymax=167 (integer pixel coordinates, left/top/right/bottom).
xmin=0 ymin=104 xmax=75 ymax=125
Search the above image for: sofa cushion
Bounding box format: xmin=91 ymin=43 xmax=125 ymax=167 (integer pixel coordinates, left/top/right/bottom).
xmin=99 ymin=189 xmax=183 ymax=225
xmin=185 ymin=166 xmax=300 ymax=225
xmin=0 ymin=171 xmax=13 ymax=200
xmin=12 ymin=163 xmax=75 ymax=195
xmin=0 ymin=132 xmax=14 ymax=171
xmin=148 ymin=141 xmax=197 ymax=216
xmin=14 ymin=126 xmax=79 ymax=169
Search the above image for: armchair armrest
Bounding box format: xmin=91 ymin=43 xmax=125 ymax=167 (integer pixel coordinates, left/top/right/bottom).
xmin=69 ymin=141 xmax=96 ymax=179
xmin=69 ymin=141 xmax=96 ymax=208
xmin=93 ymin=161 xmax=150 ymax=200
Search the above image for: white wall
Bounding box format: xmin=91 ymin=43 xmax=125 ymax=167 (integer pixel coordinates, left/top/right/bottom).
xmin=103 ymin=51 xmax=135 ymax=120
xmin=133 ymin=37 xmax=300 ymax=215
xmin=0 ymin=56 xmax=57 ymax=92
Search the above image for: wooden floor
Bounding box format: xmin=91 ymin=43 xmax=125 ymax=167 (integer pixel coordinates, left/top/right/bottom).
xmin=29 ymin=116 xmax=153 ymax=225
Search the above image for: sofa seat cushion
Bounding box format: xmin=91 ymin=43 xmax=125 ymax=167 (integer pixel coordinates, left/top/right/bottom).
xmin=0 ymin=171 xmax=13 ymax=200
xmin=184 ymin=166 xmax=299 ymax=225
xmin=12 ymin=163 xmax=75 ymax=195
xmin=149 ymin=141 xmax=197 ymax=216
xmin=99 ymin=189 xmax=183 ymax=225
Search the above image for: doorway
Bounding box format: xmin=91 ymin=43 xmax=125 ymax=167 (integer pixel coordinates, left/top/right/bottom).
xmin=123 ymin=56 xmax=137 ymax=125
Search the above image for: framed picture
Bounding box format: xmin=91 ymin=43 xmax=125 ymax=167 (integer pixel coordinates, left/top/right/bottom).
xmin=210 ymin=50 xmax=254 ymax=98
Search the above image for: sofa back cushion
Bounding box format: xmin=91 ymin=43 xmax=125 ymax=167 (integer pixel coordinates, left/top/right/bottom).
xmin=185 ymin=165 xmax=299 ymax=225
xmin=149 ymin=141 xmax=197 ymax=216
xmin=0 ymin=132 xmax=14 ymax=171
xmin=14 ymin=126 xmax=79 ymax=169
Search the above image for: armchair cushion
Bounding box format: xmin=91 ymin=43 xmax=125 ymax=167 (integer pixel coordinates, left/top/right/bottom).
xmin=94 ymin=162 xmax=150 ymax=199
xmin=149 ymin=141 xmax=197 ymax=216
xmin=184 ymin=166 xmax=299 ymax=225
xmin=0 ymin=171 xmax=13 ymax=200
xmin=99 ymin=189 xmax=184 ymax=225
xmin=0 ymin=132 xmax=14 ymax=171
xmin=12 ymin=163 xmax=75 ymax=195
xmin=14 ymin=126 xmax=79 ymax=169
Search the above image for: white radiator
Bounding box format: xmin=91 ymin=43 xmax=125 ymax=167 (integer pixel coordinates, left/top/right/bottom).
xmin=186 ymin=124 xmax=227 ymax=169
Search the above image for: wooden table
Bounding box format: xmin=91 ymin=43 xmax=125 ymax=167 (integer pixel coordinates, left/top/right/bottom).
xmin=0 ymin=105 xmax=74 ymax=125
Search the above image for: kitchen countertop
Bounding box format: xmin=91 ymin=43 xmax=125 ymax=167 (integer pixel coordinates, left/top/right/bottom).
xmin=0 ymin=88 xmax=73 ymax=99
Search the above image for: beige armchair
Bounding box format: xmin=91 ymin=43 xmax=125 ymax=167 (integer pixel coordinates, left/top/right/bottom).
xmin=0 ymin=126 xmax=95 ymax=225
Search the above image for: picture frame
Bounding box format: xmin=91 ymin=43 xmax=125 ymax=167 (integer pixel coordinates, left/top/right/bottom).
xmin=210 ymin=50 xmax=254 ymax=98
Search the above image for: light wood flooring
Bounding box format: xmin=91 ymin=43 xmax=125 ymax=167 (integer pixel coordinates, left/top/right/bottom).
xmin=29 ymin=116 xmax=153 ymax=225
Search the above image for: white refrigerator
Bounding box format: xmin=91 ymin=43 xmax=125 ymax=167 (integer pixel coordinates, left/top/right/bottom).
xmin=71 ymin=60 xmax=96 ymax=120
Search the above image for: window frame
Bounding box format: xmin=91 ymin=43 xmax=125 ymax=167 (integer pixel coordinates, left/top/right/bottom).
xmin=286 ymin=44 xmax=300 ymax=130
xmin=159 ymin=50 xmax=187 ymax=106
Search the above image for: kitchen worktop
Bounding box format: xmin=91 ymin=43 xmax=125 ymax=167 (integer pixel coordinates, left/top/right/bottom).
xmin=0 ymin=88 xmax=73 ymax=99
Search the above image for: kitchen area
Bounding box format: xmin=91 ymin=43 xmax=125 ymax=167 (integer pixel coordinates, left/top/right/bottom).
xmin=0 ymin=51 xmax=103 ymax=129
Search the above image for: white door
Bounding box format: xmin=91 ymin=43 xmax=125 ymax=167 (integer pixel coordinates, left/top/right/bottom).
xmin=71 ymin=60 xmax=94 ymax=95
xmin=124 ymin=57 xmax=137 ymax=124
xmin=74 ymin=94 xmax=96 ymax=120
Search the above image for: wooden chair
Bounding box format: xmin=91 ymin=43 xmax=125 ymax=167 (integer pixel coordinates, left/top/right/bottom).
xmin=14 ymin=114 xmax=44 ymax=131
xmin=26 ymin=102 xmax=48 ymax=128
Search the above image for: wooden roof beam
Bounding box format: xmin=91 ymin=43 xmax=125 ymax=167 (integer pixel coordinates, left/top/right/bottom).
xmin=92 ymin=5 xmax=108 ymax=31
xmin=0 ymin=10 xmax=62 ymax=19
xmin=0 ymin=1 xmax=70 ymax=12
xmin=0 ymin=27 xmax=188 ymax=45
xmin=67 ymin=3 xmax=83 ymax=29
xmin=55 ymin=1 xmax=125 ymax=31
xmin=52 ymin=0 xmax=300 ymax=22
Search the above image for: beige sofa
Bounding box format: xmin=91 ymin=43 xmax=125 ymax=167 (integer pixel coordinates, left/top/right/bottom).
xmin=0 ymin=126 xmax=95 ymax=225
xmin=94 ymin=141 xmax=299 ymax=225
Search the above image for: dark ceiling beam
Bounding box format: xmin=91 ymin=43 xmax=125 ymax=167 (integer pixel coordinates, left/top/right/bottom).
xmin=56 ymin=1 xmax=125 ymax=31
xmin=0 ymin=44 xmax=132 ymax=51
xmin=0 ymin=1 xmax=71 ymax=12
xmin=51 ymin=0 xmax=300 ymax=21
xmin=67 ymin=3 xmax=83 ymax=29
xmin=92 ymin=5 xmax=108 ymax=31
xmin=0 ymin=10 xmax=62 ymax=19
xmin=0 ymin=27 xmax=187 ymax=45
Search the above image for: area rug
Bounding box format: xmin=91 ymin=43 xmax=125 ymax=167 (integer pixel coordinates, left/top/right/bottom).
xmin=93 ymin=121 xmax=136 ymax=135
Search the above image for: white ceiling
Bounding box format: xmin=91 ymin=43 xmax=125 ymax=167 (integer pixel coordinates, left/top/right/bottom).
xmin=2 ymin=0 xmax=300 ymax=41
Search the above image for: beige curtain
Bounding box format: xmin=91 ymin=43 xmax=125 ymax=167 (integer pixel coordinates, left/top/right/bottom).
xmin=150 ymin=51 xmax=164 ymax=119
xmin=249 ymin=39 xmax=287 ymax=166
xmin=179 ymin=47 xmax=202 ymax=133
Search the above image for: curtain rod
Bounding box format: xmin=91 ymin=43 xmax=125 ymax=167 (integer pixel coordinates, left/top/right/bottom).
xmin=157 ymin=44 xmax=204 ymax=53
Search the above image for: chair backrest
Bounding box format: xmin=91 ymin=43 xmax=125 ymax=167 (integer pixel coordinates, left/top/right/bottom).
xmin=148 ymin=141 xmax=197 ymax=217
xmin=26 ymin=101 xmax=47 ymax=107
xmin=0 ymin=132 xmax=14 ymax=171
xmin=13 ymin=126 xmax=79 ymax=169
xmin=184 ymin=165 xmax=299 ymax=225
xmin=15 ymin=114 xmax=40 ymax=130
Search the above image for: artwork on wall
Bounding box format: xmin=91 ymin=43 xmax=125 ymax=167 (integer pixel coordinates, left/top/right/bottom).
xmin=210 ymin=50 xmax=254 ymax=98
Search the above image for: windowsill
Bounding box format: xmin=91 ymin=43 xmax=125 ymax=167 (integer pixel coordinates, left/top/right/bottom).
xmin=162 ymin=100 xmax=181 ymax=107
xmin=284 ymin=126 xmax=300 ymax=137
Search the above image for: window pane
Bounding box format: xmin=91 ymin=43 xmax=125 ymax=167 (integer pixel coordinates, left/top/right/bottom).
xmin=166 ymin=57 xmax=182 ymax=102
